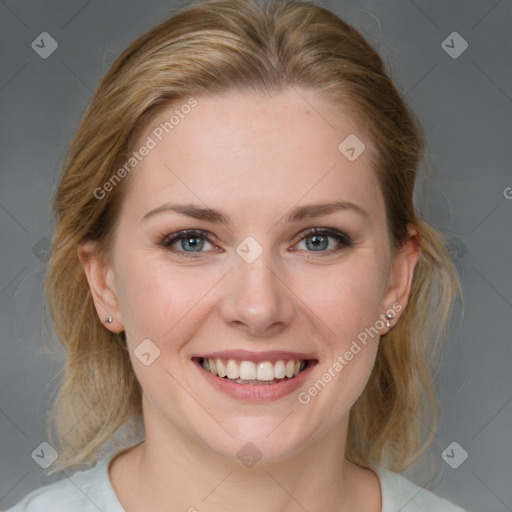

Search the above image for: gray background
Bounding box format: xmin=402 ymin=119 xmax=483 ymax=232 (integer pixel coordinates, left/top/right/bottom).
xmin=1 ymin=0 xmax=511 ymax=511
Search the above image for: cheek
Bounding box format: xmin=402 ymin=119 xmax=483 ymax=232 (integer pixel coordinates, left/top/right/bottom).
xmin=295 ymin=266 xmax=385 ymax=412
xmin=291 ymin=253 xmax=388 ymax=411
xmin=294 ymin=255 xmax=389 ymax=345
xmin=114 ymin=250 xmax=220 ymax=345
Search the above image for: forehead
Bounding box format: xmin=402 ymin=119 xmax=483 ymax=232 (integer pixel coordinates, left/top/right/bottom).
xmin=120 ymin=88 xmax=383 ymax=223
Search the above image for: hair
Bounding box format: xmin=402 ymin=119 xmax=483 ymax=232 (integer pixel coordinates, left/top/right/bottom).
xmin=45 ymin=0 xmax=460 ymax=474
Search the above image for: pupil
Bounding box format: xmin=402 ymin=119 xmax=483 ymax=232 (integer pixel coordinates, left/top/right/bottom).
xmin=183 ymin=237 xmax=204 ymax=251
xmin=307 ymin=235 xmax=328 ymax=251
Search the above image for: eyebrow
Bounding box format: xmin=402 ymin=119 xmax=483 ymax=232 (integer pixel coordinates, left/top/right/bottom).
xmin=141 ymin=200 xmax=369 ymax=225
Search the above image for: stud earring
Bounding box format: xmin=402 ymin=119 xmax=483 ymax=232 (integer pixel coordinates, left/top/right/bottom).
xmin=385 ymin=311 xmax=395 ymax=328
xmin=105 ymin=317 xmax=113 ymax=324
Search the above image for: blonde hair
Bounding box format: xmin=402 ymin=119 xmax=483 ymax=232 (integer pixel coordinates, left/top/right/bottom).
xmin=46 ymin=0 xmax=460 ymax=473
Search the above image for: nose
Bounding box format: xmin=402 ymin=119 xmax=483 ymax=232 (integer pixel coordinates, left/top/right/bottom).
xmin=218 ymin=249 xmax=295 ymax=338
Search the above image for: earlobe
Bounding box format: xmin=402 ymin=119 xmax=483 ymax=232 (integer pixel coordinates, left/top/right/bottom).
xmin=77 ymin=241 xmax=124 ymax=332
xmin=382 ymin=225 xmax=421 ymax=329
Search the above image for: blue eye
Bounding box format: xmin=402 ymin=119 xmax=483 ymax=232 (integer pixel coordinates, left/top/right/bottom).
xmin=295 ymin=228 xmax=353 ymax=254
xmin=161 ymin=230 xmax=216 ymax=258
xmin=160 ymin=228 xmax=352 ymax=259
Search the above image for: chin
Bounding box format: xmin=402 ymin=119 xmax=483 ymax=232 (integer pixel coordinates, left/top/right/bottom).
xmin=193 ymin=416 xmax=323 ymax=468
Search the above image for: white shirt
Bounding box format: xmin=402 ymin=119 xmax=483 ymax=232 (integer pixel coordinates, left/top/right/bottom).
xmin=4 ymin=456 xmax=467 ymax=512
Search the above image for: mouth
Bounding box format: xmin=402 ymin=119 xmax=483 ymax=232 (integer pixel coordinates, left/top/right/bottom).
xmin=191 ymin=352 xmax=318 ymax=401
xmin=194 ymin=357 xmax=312 ymax=385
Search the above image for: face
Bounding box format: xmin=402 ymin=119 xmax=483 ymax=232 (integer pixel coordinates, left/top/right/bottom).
xmin=82 ymin=88 xmax=418 ymax=464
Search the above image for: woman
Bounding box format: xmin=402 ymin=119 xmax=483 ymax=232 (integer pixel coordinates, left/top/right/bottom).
xmin=7 ymin=0 xmax=466 ymax=510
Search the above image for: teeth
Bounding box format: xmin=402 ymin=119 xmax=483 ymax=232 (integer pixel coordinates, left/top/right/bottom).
xmin=216 ymin=359 xmax=227 ymax=378
xmin=274 ymin=360 xmax=286 ymax=379
xmin=201 ymin=358 xmax=308 ymax=382
xmin=226 ymin=359 xmax=239 ymax=379
xmin=239 ymin=361 xmax=256 ymax=380
xmin=256 ymin=362 xmax=274 ymax=381
xmin=285 ymin=360 xmax=295 ymax=378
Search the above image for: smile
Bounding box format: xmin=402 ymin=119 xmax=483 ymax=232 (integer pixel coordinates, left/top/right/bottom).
xmin=199 ymin=357 xmax=308 ymax=385
xmin=192 ymin=351 xmax=318 ymax=401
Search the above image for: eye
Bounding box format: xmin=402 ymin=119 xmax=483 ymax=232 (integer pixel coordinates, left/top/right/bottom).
xmin=293 ymin=228 xmax=353 ymax=255
xmin=160 ymin=229 xmax=219 ymax=258
xmin=160 ymin=227 xmax=353 ymax=259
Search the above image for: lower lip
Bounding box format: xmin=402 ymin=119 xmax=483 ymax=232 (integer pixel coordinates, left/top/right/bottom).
xmin=193 ymin=359 xmax=316 ymax=401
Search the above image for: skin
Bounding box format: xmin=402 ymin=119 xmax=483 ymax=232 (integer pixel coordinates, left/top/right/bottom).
xmin=79 ymin=87 xmax=420 ymax=512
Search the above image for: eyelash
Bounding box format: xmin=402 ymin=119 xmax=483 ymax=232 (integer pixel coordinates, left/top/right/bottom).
xmin=160 ymin=228 xmax=353 ymax=259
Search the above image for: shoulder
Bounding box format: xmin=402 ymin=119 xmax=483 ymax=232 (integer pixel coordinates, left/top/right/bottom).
xmin=373 ymin=464 xmax=467 ymax=512
xmin=3 ymin=460 xmax=124 ymax=512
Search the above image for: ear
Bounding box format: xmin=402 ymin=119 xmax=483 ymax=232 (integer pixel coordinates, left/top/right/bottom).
xmin=381 ymin=224 xmax=421 ymax=331
xmin=78 ymin=241 xmax=124 ymax=333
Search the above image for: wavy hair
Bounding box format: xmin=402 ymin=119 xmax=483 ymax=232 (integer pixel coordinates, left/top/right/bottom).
xmin=45 ymin=0 xmax=460 ymax=473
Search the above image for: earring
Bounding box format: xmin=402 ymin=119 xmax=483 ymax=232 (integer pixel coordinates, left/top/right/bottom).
xmin=385 ymin=311 xmax=395 ymax=328
xmin=105 ymin=317 xmax=113 ymax=324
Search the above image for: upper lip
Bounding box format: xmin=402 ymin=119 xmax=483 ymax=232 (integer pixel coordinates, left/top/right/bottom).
xmin=193 ymin=350 xmax=317 ymax=363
